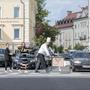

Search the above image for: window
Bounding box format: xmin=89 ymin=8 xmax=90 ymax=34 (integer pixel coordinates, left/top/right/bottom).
xmin=75 ymin=33 xmax=77 ymax=38
xmin=78 ymin=24 xmax=79 ymax=28
xmin=74 ymin=24 xmax=77 ymax=29
xmin=14 ymin=7 xmax=19 ymax=18
xmin=0 ymin=29 xmax=1 ymax=39
xmin=81 ymin=21 xmax=87 ymax=28
xmin=14 ymin=28 xmax=19 ymax=39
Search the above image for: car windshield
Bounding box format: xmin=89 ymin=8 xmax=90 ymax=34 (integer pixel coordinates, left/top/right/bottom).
xmin=0 ymin=49 xmax=5 ymax=54
xmin=71 ymin=52 xmax=90 ymax=58
xmin=19 ymin=54 xmax=31 ymax=58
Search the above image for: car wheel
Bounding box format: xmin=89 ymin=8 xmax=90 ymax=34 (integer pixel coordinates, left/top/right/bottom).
xmin=13 ymin=66 xmax=17 ymax=69
xmin=72 ymin=68 xmax=76 ymax=72
xmin=72 ymin=67 xmax=79 ymax=72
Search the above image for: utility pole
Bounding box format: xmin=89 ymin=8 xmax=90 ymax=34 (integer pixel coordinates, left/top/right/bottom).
xmin=88 ymin=0 xmax=90 ymax=51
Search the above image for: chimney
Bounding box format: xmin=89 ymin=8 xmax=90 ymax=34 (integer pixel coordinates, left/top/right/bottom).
xmin=67 ymin=11 xmax=72 ymax=15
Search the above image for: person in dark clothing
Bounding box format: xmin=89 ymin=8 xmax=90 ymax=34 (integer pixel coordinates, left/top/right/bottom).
xmin=4 ymin=43 xmax=12 ymax=72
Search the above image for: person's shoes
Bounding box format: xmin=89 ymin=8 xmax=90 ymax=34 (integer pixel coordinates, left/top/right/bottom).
xmin=18 ymin=69 xmax=21 ymax=73
xmin=24 ymin=70 xmax=28 ymax=73
xmin=35 ymin=70 xmax=40 ymax=73
xmin=9 ymin=70 xmax=12 ymax=72
xmin=59 ymin=68 xmax=61 ymax=72
xmin=46 ymin=68 xmax=49 ymax=73
xmin=5 ymin=70 xmax=7 ymax=73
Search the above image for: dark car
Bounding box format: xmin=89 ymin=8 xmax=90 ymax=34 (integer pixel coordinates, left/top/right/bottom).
xmin=70 ymin=51 xmax=90 ymax=71
xmin=62 ymin=53 xmax=72 ymax=60
xmin=13 ymin=52 xmax=52 ymax=70
xmin=0 ymin=49 xmax=5 ymax=66
xmin=12 ymin=53 xmax=36 ymax=69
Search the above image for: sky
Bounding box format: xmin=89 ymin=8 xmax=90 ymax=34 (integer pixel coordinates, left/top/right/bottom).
xmin=45 ymin=0 xmax=88 ymax=26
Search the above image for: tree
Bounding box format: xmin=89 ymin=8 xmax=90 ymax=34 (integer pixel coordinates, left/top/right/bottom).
xmin=34 ymin=35 xmax=46 ymax=46
xmin=43 ymin=23 xmax=58 ymax=38
xmin=36 ymin=0 xmax=48 ymax=23
xmin=35 ymin=0 xmax=48 ymax=36
xmin=35 ymin=0 xmax=59 ymax=46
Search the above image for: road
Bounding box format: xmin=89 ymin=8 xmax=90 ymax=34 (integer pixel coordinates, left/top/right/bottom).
xmin=0 ymin=68 xmax=90 ymax=90
xmin=0 ymin=77 xmax=90 ymax=90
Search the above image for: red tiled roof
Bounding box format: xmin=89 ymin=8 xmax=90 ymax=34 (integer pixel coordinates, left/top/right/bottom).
xmin=55 ymin=6 xmax=88 ymax=29
xmin=65 ymin=12 xmax=77 ymax=20
xmin=55 ymin=23 xmax=73 ymax=29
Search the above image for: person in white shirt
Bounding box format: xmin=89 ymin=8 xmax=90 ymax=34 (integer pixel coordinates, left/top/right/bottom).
xmin=35 ymin=37 xmax=52 ymax=73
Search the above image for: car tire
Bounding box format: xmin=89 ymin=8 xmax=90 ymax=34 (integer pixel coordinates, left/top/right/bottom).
xmin=73 ymin=67 xmax=79 ymax=72
xmin=72 ymin=68 xmax=76 ymax=72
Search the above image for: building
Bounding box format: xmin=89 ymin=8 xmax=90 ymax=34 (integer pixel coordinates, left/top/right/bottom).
xmin=73 ymin=17 xmax=88 ymax=47
xmin=0 ymin=0 xmax=37 ymax=51
xmin=55 ymin=11 xmax=77 ymax=49
xmin=55 ymin=6 xmax=88 ymax=50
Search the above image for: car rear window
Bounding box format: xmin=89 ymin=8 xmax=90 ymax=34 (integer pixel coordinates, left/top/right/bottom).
xmin=72 ymin=52 xmax=90 ymax=58
xmin=63 ymin=53 xmax=72 ymax=59
xmin=0 ymin=49 xmax=5 ymax=54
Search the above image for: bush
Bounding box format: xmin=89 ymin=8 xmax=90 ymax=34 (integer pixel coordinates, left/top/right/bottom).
xmin=51 ymin=45 xmax=64 ymax=53
xmin=58 ymin=46 xmax=64 ymax=53
xmin=74 ymin=43 xmax=85 ymax=50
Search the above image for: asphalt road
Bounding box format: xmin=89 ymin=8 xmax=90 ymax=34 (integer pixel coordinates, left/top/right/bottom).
xmin=0 ymin=68 xmax=90 ymax=90
xmin=0 ymin=77 xmax=90 ymax=90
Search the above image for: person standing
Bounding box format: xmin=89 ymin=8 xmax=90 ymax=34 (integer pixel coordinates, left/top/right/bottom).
xmin=35 ymin=37 xmax=52 ymax=73
xmin=4 ymin=43 xmax=12 ymax=72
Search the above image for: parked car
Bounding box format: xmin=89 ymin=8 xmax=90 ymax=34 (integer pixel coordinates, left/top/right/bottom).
xmin=12 ymin=53 xmax=36 ymax=69
xmin=0 ymin=49 xmax=5 ymax=66
xmin=70 ymin=51 xmax=90 ymax=71
xmin=62 ymin=53 xmax=72 ymax=60
xmin=13 ymin=51 xmax=52 ymax=70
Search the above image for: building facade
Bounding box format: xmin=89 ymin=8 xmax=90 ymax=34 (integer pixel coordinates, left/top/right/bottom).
xmin=0 ymin=0 xmax=37 ymax=51
xmin=55 ymin=19 xmax=74 ymax=49
xmin=55 ymin=6 xmax=88 ymax=50
xmin=73 ymin=17 xmax=88 ymax=47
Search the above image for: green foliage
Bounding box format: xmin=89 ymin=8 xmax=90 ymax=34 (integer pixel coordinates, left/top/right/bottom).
xmin=51 ymin=45 xmax=64 ymax=53
xmin=58 ymin=45 xmax=64 ymax=53
xmin=36 ymin=0 xmax=48 ymax=23
xmin=35 ymin=0 xmax=59 ymax=46
xmin=51 ymin=45 xmax=58 ymax=53
xmin=35 ymin=0 xmax=49 ymax=36
xmin=34 ymin=35 xmax=46 ymax=47
xmin=43 ymin=23 xmax=59 ymax=39
xmin=74 ymin=43 xmax=85 ymax=50
xmin=68 ymin=45 xmax=72 ymax=50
